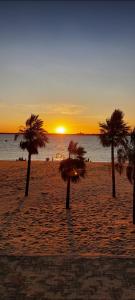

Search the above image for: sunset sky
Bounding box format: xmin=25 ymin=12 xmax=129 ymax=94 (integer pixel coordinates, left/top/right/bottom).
xmin=0 ymin=1 xmax=135 ymax=133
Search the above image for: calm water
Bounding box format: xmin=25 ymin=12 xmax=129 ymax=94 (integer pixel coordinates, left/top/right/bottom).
xmin=0 ymin=134 xmax=114 ymax=162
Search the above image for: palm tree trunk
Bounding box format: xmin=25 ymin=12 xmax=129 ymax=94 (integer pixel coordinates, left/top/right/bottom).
xmin=133 ymin=164 xmax=135 ymax=224
xmin=25 ymin=152 xmax=31 ymax=197
xmin=111 ymin=140 xmax=116 ymax=198
xmin=66 ymin=177 xmax=70 ymax=209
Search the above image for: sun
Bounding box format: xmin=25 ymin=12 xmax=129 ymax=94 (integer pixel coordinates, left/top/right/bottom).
xmin=55 ymin=126 xmax=66 ymax=134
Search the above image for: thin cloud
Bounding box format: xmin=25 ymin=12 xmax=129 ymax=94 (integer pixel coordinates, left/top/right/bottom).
xmin=14 ymin=103 xmax=87 ymax=116
xmin=46 ymin=104 xmax=85 ymax=115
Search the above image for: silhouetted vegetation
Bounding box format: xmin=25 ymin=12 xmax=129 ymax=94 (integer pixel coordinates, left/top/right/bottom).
xmin=99 ymin=109 xmax=130 ymax=198
xmin=59 ymin=141 xmax=86 ymax=209
xmin=116 ymin=129 xmax=135 ymax=224
xmin=15 ymin=114 xmax=48 ymax=196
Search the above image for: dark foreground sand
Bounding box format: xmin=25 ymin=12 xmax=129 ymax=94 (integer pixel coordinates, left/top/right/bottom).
xmin=0 ymin=161 xmax=135 ymax=299
xmin=0 ymin=256 xmax=135 ymax=300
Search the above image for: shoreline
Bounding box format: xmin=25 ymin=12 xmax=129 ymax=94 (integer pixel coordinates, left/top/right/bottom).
xmin=0 ymin=160 xmax=111 ymax=163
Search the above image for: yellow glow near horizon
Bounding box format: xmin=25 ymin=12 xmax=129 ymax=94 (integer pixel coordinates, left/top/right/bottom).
xmin=55 ymin=126 xmax=66 ymax=134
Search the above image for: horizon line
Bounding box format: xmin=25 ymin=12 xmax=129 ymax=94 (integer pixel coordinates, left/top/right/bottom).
xmin=0 ymin=132 xmax=100 ymax=135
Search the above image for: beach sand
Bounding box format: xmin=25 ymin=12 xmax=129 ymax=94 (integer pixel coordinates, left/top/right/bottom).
xmin=0 ymin=161 xmax=135 ymax=299
xmin=0 ymin=161 xmax=135 ymax=256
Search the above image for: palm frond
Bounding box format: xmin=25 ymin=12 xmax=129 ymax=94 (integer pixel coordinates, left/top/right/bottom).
xmin=115 ymin=129 xmax=135 ymax=183
xmin=131 ymin=128 xmax=135 ymax=147
xmin=15 ymin=114 xmax=48 ymax=155
xmin=76 ymin=146 xmax=86 ymax=159
xmin=99 ymin=133 xmax=112 ymax=147
xmin=68 ymin=141 xmax=78 ymax=156
xmin=68 ymin=140 xmax=86 ymax=161
xmin=20 ymin=141 xmax=29 ymax=151
xmin=99 ymin=109 xmax=130 ymax=148
xmin=59 ymin=156 xmax=86 ymax=183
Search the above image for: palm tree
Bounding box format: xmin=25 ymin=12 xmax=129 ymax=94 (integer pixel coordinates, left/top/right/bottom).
xmin=99 ymin=109 xmax=129 ymax=198
xmin=116 ymin=129 xmax=135 ymax=224
xmin=15 ymin=114 xmax=48 ymax=196
xmin=68 ymin=140 xmax=86 ymax=159
xmin=59 ymin=141 xmax=86 ymax=209
xmin=68 ymin=141 xmax=78 ymax=158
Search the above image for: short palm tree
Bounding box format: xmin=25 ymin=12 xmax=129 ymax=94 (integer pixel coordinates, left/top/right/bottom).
xmin=15 ymin=114 xmax=48 ymax=196
xmin=59 ymin=141 xmax=86 ymax=209
xmin=68 ymin=140 xmax=86 ymax=159
xmin=68 ymin=141 xmax=78 ymax=158
xmin=116 ymin=129 xmax=135 ymax=224
xmin=99 ymin=109 xmax=129 ymax=198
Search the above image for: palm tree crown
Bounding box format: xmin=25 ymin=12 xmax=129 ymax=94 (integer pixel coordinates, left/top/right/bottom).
xmin=15 ymin=114 xmax=48 ymax=154
xmin=116 ymin=129 xmax=135 ymax=179
xmin=68 ymin=140 xmax=78 ymax=157
xmin=59 ymin=157 xmax=86 ymax=183
xmin=68 ymin=140 xmax=86 ymax=159
xmin=99 ymin=109 xmax=130 ymax=147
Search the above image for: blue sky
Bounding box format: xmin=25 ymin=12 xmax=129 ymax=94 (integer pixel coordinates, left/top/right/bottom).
xmin=0 ymin=1 xmax=135 ymax=132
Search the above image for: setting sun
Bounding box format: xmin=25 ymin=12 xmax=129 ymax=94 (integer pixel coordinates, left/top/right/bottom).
xmin=55 ymin=126 xmax=66 ymax=134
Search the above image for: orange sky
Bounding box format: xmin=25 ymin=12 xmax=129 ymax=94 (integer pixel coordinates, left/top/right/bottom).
xmin=0 ymin=110 xmax=133 ymax=134
xmin=0 ymin=116 xmax=100 ymax=134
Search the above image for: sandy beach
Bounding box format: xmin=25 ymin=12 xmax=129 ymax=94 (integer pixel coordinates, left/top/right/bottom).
xmin=0 ymin=161 xmax=135 ymax=256
xmin=0 ymin=161 xmax=135 ymax=299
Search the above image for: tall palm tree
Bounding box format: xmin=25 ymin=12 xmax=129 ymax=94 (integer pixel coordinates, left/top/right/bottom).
xmin=116 ymin=129 xmax=135 ymax=224
xmin=59 ymin=141 xmax=86 ymax=209
xmin=15 ymin=114 xmax=48 ymax=196
xmin=99 ymin=109 xmax=130 ymax=198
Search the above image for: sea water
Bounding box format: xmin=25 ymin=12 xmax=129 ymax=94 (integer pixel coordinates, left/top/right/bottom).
xmin=0 ymin=134 xmax=113 ymax=162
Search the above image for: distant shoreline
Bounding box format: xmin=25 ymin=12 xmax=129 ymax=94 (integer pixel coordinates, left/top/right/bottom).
xmin=0 ymin=132 xmax=100 ymax=136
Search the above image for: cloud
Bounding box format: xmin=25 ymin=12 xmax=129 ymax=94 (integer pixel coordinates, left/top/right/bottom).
xmin=45 ymin=104 xmax=85 ymax=115
xmin=11 ymin=103 xmax=86 ymax=116
xmin=0 ymin=101 xmax=105 ymax=121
